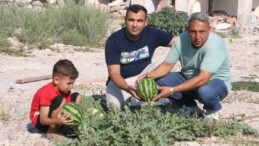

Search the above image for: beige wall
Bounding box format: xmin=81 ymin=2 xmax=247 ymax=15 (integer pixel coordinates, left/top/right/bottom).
xmin=212 ymin=0 xmax=259 ymax=16
xmin=199 ymin=0 xmax=208 ymax=13
xmin=253 ymin=0 xmax=259 ymax=9
xmin=212 ymin=0 xmax=238 ymax=16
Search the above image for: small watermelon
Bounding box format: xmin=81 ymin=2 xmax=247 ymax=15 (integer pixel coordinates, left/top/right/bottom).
xmin=136 ymin=78 xmax=158 ymax=101
xmin=61 ymin=102 xmax=83 ymax=126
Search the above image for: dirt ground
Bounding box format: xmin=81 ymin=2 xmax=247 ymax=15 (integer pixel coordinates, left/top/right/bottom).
xmin=0 ymin=31 xmax=258 ymax=145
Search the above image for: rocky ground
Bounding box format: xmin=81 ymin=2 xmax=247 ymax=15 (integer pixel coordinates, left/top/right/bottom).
xmin=0 ymin=30 xmax=259 ymax=145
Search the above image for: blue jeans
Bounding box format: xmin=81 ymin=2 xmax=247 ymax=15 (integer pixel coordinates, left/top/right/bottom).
xmin=156 ymin=72 xmax=228 ymax=112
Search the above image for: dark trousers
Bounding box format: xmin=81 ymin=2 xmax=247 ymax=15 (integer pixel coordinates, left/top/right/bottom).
xmin=35 ymin=93 xmax=79 ymax=133
xmin=156 ymin=72 xmax=228 ymax=112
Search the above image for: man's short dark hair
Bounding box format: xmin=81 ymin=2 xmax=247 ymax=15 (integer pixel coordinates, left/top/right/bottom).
xmin=53 ymin=59 xmax=79 ymax=79
xmin=126 ymin=4 xmax=147 ymax=19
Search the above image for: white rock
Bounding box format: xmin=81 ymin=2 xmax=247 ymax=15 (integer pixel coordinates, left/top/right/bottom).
xmin=32 ymin=1 xmax=44 ymax=6
xmin=45 ymin=49 xmax=52 ymax=52
xmin=185 ymin=141 xmax=200 ymax=146
xmin=213 ymin=23 xmax=232 ymax=30
xmin=108 ymin=0 xmax=124 ymax=6
xmin=7 ymin=37 xmax=23 ymax=49
xmin=47 ymin=0 xmax=56 ymax=5
xmin=15 ymin=0 xmax=32 ymax=3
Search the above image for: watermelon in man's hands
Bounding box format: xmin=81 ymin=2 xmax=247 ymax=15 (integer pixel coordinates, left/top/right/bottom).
xmin=61 ymin=102 xmax=83 ymax=126
xmin=136 ymin=78 xmax=158 ymax=101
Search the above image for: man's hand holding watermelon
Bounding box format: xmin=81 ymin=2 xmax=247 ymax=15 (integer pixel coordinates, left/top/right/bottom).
xmin=127 ymin=85 xmax=141 ymax=100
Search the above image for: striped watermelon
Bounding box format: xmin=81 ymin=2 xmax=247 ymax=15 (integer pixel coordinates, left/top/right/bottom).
xmin=136 ymin=78 xmax=158 ymax=101
xmin=61 ymin=102 xmax=83 ymax=126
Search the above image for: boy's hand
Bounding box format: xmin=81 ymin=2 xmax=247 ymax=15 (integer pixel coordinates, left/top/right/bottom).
xmin=58 ymin=112 xmax=73 ymax=125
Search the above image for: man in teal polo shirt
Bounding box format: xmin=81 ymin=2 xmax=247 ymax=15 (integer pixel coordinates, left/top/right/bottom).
xmin=137 ymin=12 xmax=231 ymax=121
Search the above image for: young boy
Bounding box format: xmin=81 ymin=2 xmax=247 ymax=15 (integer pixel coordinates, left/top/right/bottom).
xmin=29 ymin=59 xmax=82 ymax=140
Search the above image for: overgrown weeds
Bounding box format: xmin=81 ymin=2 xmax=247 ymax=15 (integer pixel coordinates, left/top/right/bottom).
xmin=232 ymin=81 xmax=259 ymax=92
xmin=0 ymin=37 xmax=11 ymax=52
xmin=58 ymin=96 xmax=258 ymax=145
xmin=0 ymin=107 xmax=11 ymax=122
xmin=0 ymin=1 xmax=110 ymax=54
xmin=229 ymin=25 xmax=242 ymax=38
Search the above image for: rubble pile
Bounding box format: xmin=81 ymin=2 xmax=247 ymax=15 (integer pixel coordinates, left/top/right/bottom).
xmin=209 ymin=11 xmax=237 ymax=35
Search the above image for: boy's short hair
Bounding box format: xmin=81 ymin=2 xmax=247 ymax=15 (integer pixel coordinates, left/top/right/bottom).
xmin=53 ymin=59 xmax=79 ymax=79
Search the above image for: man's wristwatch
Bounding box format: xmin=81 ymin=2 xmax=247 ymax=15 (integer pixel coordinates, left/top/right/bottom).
xmin=170 ymin=87 xmax=174 ymax=96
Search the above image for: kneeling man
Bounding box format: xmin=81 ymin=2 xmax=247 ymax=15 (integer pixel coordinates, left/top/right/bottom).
xmin=137 ymin=12 xmax=231 ymax=121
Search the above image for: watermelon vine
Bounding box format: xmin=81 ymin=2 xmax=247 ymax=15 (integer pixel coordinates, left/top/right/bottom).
xmin=58 ymin=96 xmax=259 ymax=145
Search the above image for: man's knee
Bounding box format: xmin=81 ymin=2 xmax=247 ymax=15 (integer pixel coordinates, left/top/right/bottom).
xmin=197 ymin=79 xmax=228 ymax=103
xmin=106 ymin=80 xmax=131 ymax=110
xmin=197 ymin=86 xmax=216 ymax=104
xmin=106 ymin=98 xmax=121 ymax=110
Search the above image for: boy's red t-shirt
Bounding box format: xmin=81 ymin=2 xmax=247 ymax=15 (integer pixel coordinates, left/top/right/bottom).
xmin=30 ymin=82 xmax=71 ymax=126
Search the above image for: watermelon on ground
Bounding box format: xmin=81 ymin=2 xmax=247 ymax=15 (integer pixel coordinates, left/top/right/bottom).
xmin=136 ymin=78 xmax=158 ymax=101
xmin=61 ymin=102 xmax=83 ymax=126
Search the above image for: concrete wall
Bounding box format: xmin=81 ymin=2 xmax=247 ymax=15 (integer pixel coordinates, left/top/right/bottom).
xmin=212 ymin=0 xmax=259 ymax=16
xmin=198 ymin=0 xmax=208 ymax=13
xmin=175 ymin=0 xmax=189 ymax=12
xmin=145 ymin=0 xmax=159 ymax=14
xmin=253 ymin=0 xmax=259 ymax=9
xmin=237 ymin=0 xmax=253 ymax=26
xmin=175 ymin=0 xmax=208 ymax=14
xmin=212 ymin=0 xmax=238 ymax=16
xmin=130 ymin=0 xmax=159 ymax=14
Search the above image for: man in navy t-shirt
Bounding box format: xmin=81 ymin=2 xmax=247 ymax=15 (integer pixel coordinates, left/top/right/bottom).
xmin=105 ymin=4 xmax=175 ymax=109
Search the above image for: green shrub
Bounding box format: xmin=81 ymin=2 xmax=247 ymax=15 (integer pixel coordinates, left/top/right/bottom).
xmin=56 ymin=0 xmax=111 ymax=47
xmin=232 ymin=81 xmax=259 ymax=92
xmin=59 ymin=96 xmax=258 ymax=145
xmin=148 ymin=7 xmax=188 ymax=35
xmin=0 ymin=37 xmax=11 ymax=49
xmin=61 ymin=29 xmax=87 ymax=46
xmin=0 ymin=1 xmax=110 ymax=48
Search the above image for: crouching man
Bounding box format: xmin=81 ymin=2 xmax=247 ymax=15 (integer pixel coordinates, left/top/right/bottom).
xmin=137 ymin=12 xmax=231 ymax=121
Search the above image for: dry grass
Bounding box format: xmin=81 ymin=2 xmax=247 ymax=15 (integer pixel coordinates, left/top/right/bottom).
xmin=73 ymin=83 xmax=106 ymax=96
xmin=0 ymin=106 xmax=12 ymax=122
xmin=223 ymin=91 xmax=259 ymax=104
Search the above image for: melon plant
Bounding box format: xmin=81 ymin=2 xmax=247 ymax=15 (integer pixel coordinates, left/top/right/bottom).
xmin=136 ymin=78 xmax=158 ymax=101
xmin=61 ymin=102 xmax=84 ymax=126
